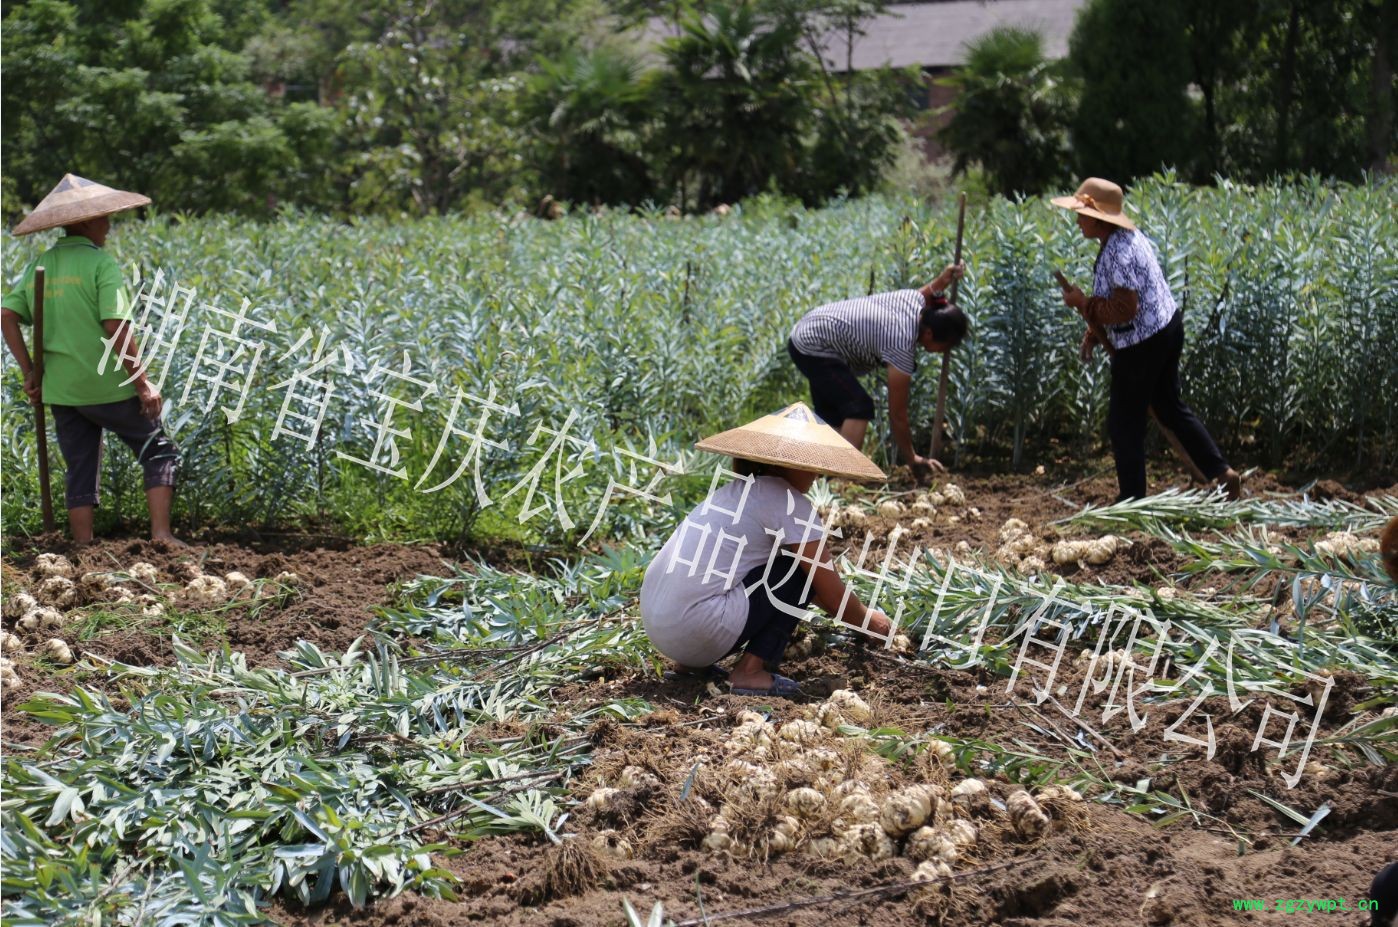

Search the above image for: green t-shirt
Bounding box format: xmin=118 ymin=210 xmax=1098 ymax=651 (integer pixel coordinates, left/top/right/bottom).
xmin=1 ymin=234 xmax=135 ymax=407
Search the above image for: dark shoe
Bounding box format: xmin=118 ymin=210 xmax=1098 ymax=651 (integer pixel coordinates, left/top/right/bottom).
xmin=730 ymin=673 xmax=803 ymax=699
xmin=664 ymin=664 xmax=729 ymax=683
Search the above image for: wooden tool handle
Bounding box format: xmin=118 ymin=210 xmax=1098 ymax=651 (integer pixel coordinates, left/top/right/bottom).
xmin=33 ymin=266 xmax=55 ymax=531
xmin=929 ymin=192 xmax=967 ymax=464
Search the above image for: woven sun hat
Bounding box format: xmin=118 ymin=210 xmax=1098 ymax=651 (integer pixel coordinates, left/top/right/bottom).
xmin=1050 ymin=177 xmax=1137 ymax=231
xmin=695 ymin=402 xmax=887 ymax=481
xmin=12 ymin=173 xmax=151 ymax=236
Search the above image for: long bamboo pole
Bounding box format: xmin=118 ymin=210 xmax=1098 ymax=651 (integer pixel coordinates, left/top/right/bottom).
xmin=928 ymin=192 xmax=966 ymax=464
xmin=33 ymin=266 xmax=55 ymax=531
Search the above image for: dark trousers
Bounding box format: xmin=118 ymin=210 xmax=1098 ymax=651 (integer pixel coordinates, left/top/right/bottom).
xmin=51 ymin=397 xmax=180 ymax=509
xmin=1108 ymin=313 xmax=1228 ymax=502
xmin=787 ymin=339 xmax=875 ymax=428
xmin=729 ymin=559 xmax=813 ymax=665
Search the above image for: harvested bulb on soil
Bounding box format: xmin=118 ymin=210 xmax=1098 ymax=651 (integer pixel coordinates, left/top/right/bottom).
xmin=186 ymin=575 xmax=228 ymax=604
xmin=913 ymin=859 xmax=954 ymax=882
xmin=842 ymin=822 xmax=895 ymax=860
xmin=1050 ymin=535 xmax=1128 ymax=567
xmin=37 ymin=577 xmax=78 ymax=609
xmin=950 ymin=778 xmax=988 ymax=809
xmin=880 ymin=787 xmax=934 ymax=836
xmin=1314 ymin=531 xmax=1379 ymax=560
xmin=590 ymin=831 xmax=633 ymax=860
xmin=17 ymin=607 xmax=64 ymax=634
xmin=0 ymin=657 xmax=20 ymax=691
xmin=585 ymin=787 xmax=619 ymax=811
xmin=41 ymin=638 xmax=74 ymax=665
xmin=618 ymin=765 xmax=659 ymax=789
xmin=1007 ymin=790 xmax=1048 ymax=838
xmin=778 ymin=719 xmax=822 ymax=746
xmin=3 ymin=593 xmax=38 ymax=620
xmin=703 ymin=816 xmax=733 ymax=851
xmin=818 ymin=689 xmax=872 ymax=726
xmin=905 ymin=826 xmax=959 ymax=864
xmin=34 ymin=553 xmax=74 ymax=579
xmin=767 ymin=815 xmax=801 ymax=854
xmin=946 ymin=818 xmax=978 ymax=847
xmin=785 ymin=787 xmax=826 ymax=818
xmin=80 ymin=571 xmax=116 ymax=591
xmin=129 ymin=562 xmax=160 ymax=585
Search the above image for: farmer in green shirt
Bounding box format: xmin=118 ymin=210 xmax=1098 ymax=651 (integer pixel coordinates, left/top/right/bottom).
xmin=2 ymin=174 xmax=182 ymax=545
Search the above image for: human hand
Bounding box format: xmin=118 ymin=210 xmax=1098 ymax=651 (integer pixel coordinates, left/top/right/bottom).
xmin=911 ymin=455 xmax=946 ymax=483
xmin=1080 ymin=331 xmax=1098 ymax=363
xmin=934 ymin=262 xmax=965 ymax=292
xmin=1062 ymin=285 xmax=1087 ymax=311
xmin=863 ymin=608 xmax=892 ymax=637
xmin=22 ymin=370 xmax=41 ymax=405
xmin=135 ymin=380 xmax=163 ymax=420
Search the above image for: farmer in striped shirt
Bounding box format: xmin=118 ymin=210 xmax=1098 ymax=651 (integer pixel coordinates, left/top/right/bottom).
xmin=788 ymin=263 xmax=966 ymax=481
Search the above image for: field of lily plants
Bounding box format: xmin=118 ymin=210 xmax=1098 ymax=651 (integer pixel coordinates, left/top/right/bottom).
xmin=2 ymin=174 xmax=1395 ymax=541
xmin=1 ymin=176 xmax=1395 ymax=927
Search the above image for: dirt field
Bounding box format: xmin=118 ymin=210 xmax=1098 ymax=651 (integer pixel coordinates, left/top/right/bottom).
xmin=3 ymin=464 xmax=1394 ymax=927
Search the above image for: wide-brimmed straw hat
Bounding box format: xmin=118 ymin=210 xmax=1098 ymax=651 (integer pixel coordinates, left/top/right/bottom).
xmin=1050 ymin=177 xmax=1137 ymax=231
xmin=695 ymin=402 xmax=887 ymax=481
xmin=12 ymin=173 xmax=151 ymax=236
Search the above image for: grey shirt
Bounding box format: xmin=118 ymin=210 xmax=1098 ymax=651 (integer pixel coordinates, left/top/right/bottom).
xmin=790 ymin=289 xmax=924 ymax=375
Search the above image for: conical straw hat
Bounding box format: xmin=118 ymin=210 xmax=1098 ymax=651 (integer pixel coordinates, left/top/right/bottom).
xmin=12 ymin=174 xmax=151 ymax=236
xmin=695 ymin=402 xmax=887 ymax=481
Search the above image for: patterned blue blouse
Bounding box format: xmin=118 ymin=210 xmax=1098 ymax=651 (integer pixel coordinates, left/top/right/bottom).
xmin=1092 ymin=229 xmax=1177 ymax=349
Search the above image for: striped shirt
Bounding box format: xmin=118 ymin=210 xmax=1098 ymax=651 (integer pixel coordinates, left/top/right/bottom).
xmin=1093 ymin=230 xmax=1176 ymax=349
xmin=789 ymin=289 xmax=924 ymax=375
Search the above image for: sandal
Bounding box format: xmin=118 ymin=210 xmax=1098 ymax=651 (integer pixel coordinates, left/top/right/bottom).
xmin=730 ymin=673 xmax=804 ymax=699
xmin=664 ymin=664 xmax=730 ymax=682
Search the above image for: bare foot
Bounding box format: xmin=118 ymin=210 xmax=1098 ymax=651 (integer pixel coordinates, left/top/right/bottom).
xmin=151 ymin=532 xmax=189 ymax=550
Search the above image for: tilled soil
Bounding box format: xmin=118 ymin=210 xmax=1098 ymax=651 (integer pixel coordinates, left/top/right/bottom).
xmin=3 ymin=465 xmax=1394 ymax=926
xmin=1 ymin=536 xmax=448 ymax=744
xmin=266 ymin=658 xmax=1395 ymax=927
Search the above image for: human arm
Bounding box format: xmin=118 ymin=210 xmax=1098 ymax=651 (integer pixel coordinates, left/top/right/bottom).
xmin=101 ymin=319 xmax=162 ymax=419
xmin=788 ymin=538 xmax=891 ymax=637
xmin=1080 ymin=327 xmax=1102 ymax=362
xmin=1082 ymin=288 xmax=1138 ymax=326
xmin=887 ymin=365 xmax=943 ymax=480
xmin=919 ymin=262 xmax=965 ymax=300
xmin=1062 ymin=284 xmax=1137 ymax=330
xmin=1 ymin=309 xmax=39 ymax=404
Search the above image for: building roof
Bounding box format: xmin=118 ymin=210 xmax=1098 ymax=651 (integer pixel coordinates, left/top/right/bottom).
xmin=636 ymin=1 xmax=1085 ymax=72
xmin=827 ymin=0 xmax=1086 ymax=71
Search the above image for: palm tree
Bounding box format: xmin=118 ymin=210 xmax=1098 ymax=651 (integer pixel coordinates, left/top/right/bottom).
xmin=653 ymin=0 xmax=813 ymax=209
xmin=528 ymin=46 xmax=654 ymax=205
xmin=938 ymin=27 xmax=1073 ymax=197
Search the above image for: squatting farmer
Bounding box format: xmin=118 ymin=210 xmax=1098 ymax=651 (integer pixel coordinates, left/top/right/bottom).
xmin=787 ymin=262 xmax=967 ymax=482
xmin=1 ymin=174 xmax=182 ymax=545
xmin=640 ymin=403 xmax=891 ymax=699
xmin=1052 ymin=178 xmax=1242 ymax=503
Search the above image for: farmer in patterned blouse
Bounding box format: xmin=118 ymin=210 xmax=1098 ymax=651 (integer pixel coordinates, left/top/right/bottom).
xmin=787 ymin=262 xmax=967 ymax=482
xmin=1052 ymin=178 xmax=1241 ymax=502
